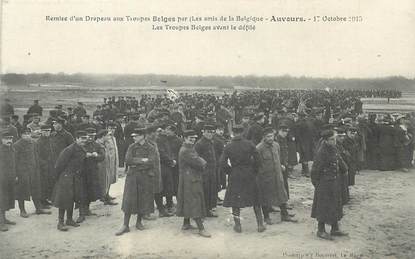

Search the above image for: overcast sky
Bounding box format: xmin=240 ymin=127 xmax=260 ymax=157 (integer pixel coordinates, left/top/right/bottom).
xmin=2 ymin=0 xmax=415 ymax=78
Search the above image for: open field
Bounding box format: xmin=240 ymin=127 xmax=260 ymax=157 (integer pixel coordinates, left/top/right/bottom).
xmin=0 ymin=166 xmax=414 ymax=259
xmin=1 ymin=85 xmax=415 ymax=258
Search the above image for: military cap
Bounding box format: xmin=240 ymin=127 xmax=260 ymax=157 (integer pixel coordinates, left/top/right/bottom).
xmin=106 ymin=122 xmax=118 ymax=128
xmin=75 ymin=130 xmax=88 ymax=138
xmin=253 ymin=112 xmax=265 ymax=121
xmin=40 ymin=125 xmax=52 ymax=130
xmin=52 ymin=117 xmax=65 ymax=125
xmin=183 ymin=130 xmax=197 ymax=138
xmin=96 ymin=129 xmax=108 ymax=139
xmin=165 ymin=125 xmax=177 ymax=132
xmin=146 ymin=125 xmax=159 ymax=133
xmin=85 ymin=127 xmax=97 ymax=135
xmin=29 ymin=112 xmax=40 ymax=118
xmin=203 ymin=124 xmax=216 ymax=131
xmin=1 ymin=132 xmax=13 ymax=139
xmin=263 ymin=127 xmax=275 ymax=136
xmin=334 ymin=126 xmax=346 ymax=135
xmin=320 ymin=129 xmax=335 ymax=139
xmin=232 ymin=124 xmax=244 ymax=134
xmin=22 ymin=128 xmax=32 ymax=135
xmin=278 ymin=123 xmax=289 ymax=131
xmin=131 ymin=127 xmax=146 ymax=136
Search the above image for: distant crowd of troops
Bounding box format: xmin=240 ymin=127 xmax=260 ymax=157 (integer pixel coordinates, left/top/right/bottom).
xmin=1 ymin=87 xmax=414 ymax=240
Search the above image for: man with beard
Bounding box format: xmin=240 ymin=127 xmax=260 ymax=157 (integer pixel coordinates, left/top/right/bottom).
xmin=220 ymin=125 xmax=265 ymax=233
xmin=176 ymin=130 xmax=211 ymax=238
xmin=116 ymin=127 xmax=157 ymax=236
xmin=194 ymin=124 xmax=218 ymax=217
xmin=257 ymin=127 xmax=297 ymax=225
xmin=311 ymin=130 xmax=348 ymax=240
xmin=76 ymin=128 xmax=105 ymax=223
xmin=37 ymin=125 xmax=55 ymax=207
xmin=52 ymin=130 xmax=88 ymax=231
xmin=14 ymin=128 xmax=51 ymax=218
xmin=0 ymin=132 xmax=17 ymax=232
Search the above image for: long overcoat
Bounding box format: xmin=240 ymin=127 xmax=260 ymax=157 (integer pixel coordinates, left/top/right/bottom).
xmin=377 ymin=124 xmax=397 ymax=171
xmin=311 ymin=142 xmax=345 ymax=225
xmin=0 ymin=144 xmax=16 ymax=211
xmin=96 ymin=141 xmax=110 ymax=198
xmin=14 ymin=138 xmax=42 ymax=201
xmin=37 ymin=135 xmax=55 ymax=200
xmin=167 ymin=134 xmax=183 ymax=195
xmin=50 ymin=129 xmax=74 ymax=185
xmin=104 ymin=135 xmax=119 ymax=186
xmin=52 ymin=143 xmax=86 ymax=210
xmin=148 ymin=138 xmax=163 ymax=193
xmin=157 ymin=133 xmax=175 ymax=196
xmin=294 ymin=117 xmax=317 ymax=162
xmin=256 ymin=141 xmax=288 ymax=207
xmin=121 ymin=141 xmax=156 ymax=215
xmin=195 ymin=136 xmax=217 ymax=210
xmin=176 ymin=143 xmax=207 ymax=218
xmin=220 ymin=136 xmax=259 ymax=208
xmin=80 ymin=141 xmax=105 ymax=203
xmin=342 ymin=136 xmax=358 ymax=186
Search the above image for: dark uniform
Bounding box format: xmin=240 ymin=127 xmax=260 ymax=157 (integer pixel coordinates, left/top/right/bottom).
xmin=195 ymin=136 xmax=217 ymax=215
xmin=0 ymin=136 xmax=16 ymax=231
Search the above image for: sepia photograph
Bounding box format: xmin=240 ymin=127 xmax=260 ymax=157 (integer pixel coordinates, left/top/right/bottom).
xmin=1 ymin=0 xmax=414 ymax=258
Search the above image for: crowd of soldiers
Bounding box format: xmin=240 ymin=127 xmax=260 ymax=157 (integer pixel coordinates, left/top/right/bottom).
xmin=0 ymin=87 xmax=414 ymax=240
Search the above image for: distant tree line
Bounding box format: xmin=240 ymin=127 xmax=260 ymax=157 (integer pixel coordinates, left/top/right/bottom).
xmin=1 ymin=73 xmax=414 ymax=90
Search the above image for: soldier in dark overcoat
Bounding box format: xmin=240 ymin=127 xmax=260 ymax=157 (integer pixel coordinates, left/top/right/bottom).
xmin=14 ymin=128 xmax=51 ymax=218
xmin=52 ymin=130 xmax=88 ymax=231
xmin=246 ymin=113 xmax=264 ymax=146
xmin=377 ymin=119 xmax=397 ymax=171
xmin=275 ymin=124 xmax=291 ymax=198
xmin=194 ymin=124 xmax=218 ymax=217
xmin=76 ymin=127 xmax=105 ymax=223
xmin=176 ymin=130 xmax=211 ymax=238
xmin=213 ymin=124 xmax=227 ymax=192
xmin=156 ymin=126 xmax=176 ymax=212
xmin=334 ymin=127 xmax=350 ymax=205
xmin=37 ymin=125 xmax=55 ymax=206
xmin=365 ymin=114 xmax=379 ymax=170
xmin=257 ymin=127 xmax=297 ymax=225
xmin=220 ymin=125 xmax=265 ymax=233
xmin=294 ymin=114 xmax=318 ymax=177
xmin=343 ymin=127 xmax=359 ymax=186
xmin=165 ymin=125 xmax=183 ymax=209
xmin=311 ymin=130 xmax=348 ymax=240
xmin=50 ymin=117 xmax=74 ymax=190
xmin=116 ymin=127 xmax=156 ymax=236
xmin=0 ymin=132 xmax=16 ymax=231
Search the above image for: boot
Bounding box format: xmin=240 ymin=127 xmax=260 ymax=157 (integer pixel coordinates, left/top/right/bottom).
xmin=182 ymin=218 xmax=197 ymax=230
xmin=264 ymin=217 xmax=273 ymax=225
xmin=103 ymin=200 xmax=118 ymax=206
xmin=206 ymin=210 xmax=218 ymax=217
xmin=195 ymin=218 xmax=211 ymax=238
xmin=115 ymin=225 xmax=130 ymax=236
xmin=20 ymin=210 xmax=29 ymax=218
xmin=302 ymin=162 xmax=310 ymax=177
xmin=57 ymin=222 xmax=68 ymax=232
xmin=158 ymin=208 xmax=174 ymax=218
xmin=142 ymin=214 xmax=157 ymax=221
xmin=330 ymin=222 xmax=349 ymax=236
xmin=135 ymin=216 xmax=145 ymax=230
xmin=281 ymin=204 xmax=298 ymax=223
xmin=254 ymin=206 xmax=266 ymax=233
xmin=0 ymin=224 xmax=8 ymax=232
xmin=65 ymin=219 xmax=80 ymax=227
xmin=36 ymin=209 xmax=52 ymax=215
xmin=232 ymin=208 xmax=242 ymax=233
xmin=317 ymin=231 xmax=333 ymax=240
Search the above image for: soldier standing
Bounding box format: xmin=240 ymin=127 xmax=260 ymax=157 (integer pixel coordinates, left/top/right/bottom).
xmin=311 ymin=130 xmax=348 ymax=240
xmin=176 ymin=130 xmax=211 ymax=238
xmin=52 ymin=130 xmax=88 ymax=231
xmin=220 ymin=125 xmax=265 ymax=233
xmin=0 ymin=132 xmax=16 ymax=232
xmin=257 ymin=127 xmax=297 ymax=225
xmin=195 ymin=124 xmax=218 ymax=217
xmin=116 ymin=127 xmax=157 ymax=236
xmin=37 ymin=125 xmax=55 ymax=207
